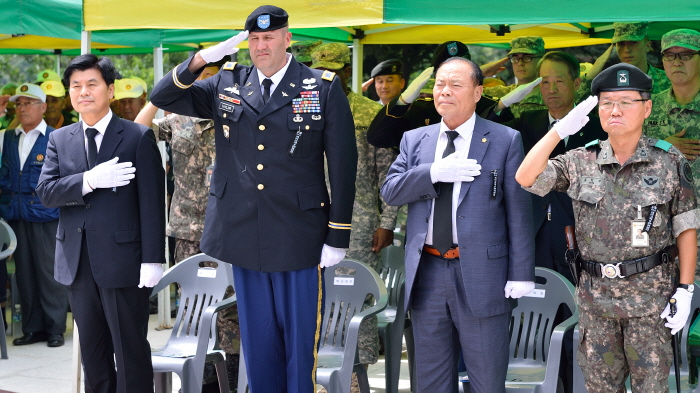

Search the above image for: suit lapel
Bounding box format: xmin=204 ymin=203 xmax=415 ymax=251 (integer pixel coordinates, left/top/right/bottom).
xmin=419 ymin=125 xmax=440 ymax=165
xmin=96 ymin=116 xmax=123 ymax=165
xmin=258 ymin=60 xmax=303 ymax=120
xmin=68 ymin=123 xmax=89 ymax=172
xmin=240 ymin=69 xmax=262 ymax=113
xmin=459 ymin=116 xmax=490 ymax=205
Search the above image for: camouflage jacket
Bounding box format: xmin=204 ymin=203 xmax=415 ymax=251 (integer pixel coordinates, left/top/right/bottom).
xmin=346 ymin=92 xmax=398 ymax=267
xmin=153 ymin=115 xmax=215 ymax=241
xmin=526 ymin=136 xmax=699 ymax=317
xmin=645 ymin=88 xmax=700 ymax=194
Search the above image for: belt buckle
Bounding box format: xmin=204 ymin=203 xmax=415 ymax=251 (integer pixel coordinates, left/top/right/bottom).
xmin=602 ymin=263 xmax=625 ymax=279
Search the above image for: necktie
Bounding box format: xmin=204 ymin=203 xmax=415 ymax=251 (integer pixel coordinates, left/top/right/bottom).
xmin=433 ymin=130 xmax=460 ymax=256
xmin=262 ymin=78 xmax=272 ymax=104
xmin=86 ymin=128 xmax=98 ymax=169
xmin=548 ymin=119 xmax=559 ymax=131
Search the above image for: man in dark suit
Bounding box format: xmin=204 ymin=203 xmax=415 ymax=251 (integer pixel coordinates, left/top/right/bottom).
xmin=150 ymin=6 xmax=357 ymax=393
xmin=36 ymin=54 xmax=165 ymax=393
xmin=381 ymin=57 xmax=535 ymax=393
xmin=489 ymin=51 xmax=608 ymax=281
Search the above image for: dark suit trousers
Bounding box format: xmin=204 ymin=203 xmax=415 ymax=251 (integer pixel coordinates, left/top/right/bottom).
xmin=411 ymin=253 xmax=509 ymax=393
xmin=67 ymin=234 xmax=153 ymax=393
xmin=10 ymin=218 xmax=68 ymax=335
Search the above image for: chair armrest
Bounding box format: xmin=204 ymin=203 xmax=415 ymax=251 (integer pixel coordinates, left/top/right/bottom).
xmin=195 ymin=296 xmax=238 ymax=354
xmin=544 ymin=311 xmax=578 ymax=387
xmin=342 ymin=294 xmax=389 ymax=366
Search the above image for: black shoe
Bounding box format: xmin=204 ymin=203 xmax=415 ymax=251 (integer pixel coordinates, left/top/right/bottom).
xmin=13 ymin=332 xmax=49 ymax=346
xmin=47 ymin=334 xmax=65 ymax=347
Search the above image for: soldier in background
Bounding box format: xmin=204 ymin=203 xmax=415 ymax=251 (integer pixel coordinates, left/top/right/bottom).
xmin=311 ymin=42 xmax=398 ymax=392
xmin=0 ymin=83 xmax=17 ymax=130
xmin=368 ymin=59 xmax=406 ymax=106
xmin=485 ymin=36 xmax=547 ymax=118
xmin=135 ymin=56 xmax=240 ymax=391
xmin=582 ymin=22 xmax=671 ymax=96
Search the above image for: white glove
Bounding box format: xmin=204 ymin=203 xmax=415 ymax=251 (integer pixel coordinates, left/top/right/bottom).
xmin=552 ymin=96 xmax=599 ymax=139
xmin=319 ymin=244 xmax=346 ymax=268
xmin=138 ymin=263 xmax=163 ymax=288
xmin=660 ymin=287 xmax=693 ymax=335
xmin=398 ymin=67 xmax=434 ymax=105
xmin=500 ymin=77 xmax=542 ymax=107
xmin=504 ymin=281 xmax=535 ymax=299
xmin=84 ymin=157 xmax=135 ymax=190
xmin=430 ymin=153 xmax=481 ymax=183
xmin=200 ymin=30 xmax=249 ymax=64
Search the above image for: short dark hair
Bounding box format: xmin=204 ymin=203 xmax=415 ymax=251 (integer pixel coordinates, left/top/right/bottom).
xmin=63 ymin=54 xmax=118 ymax=87
xmin=536 ymin=51 xmax=580 ymax=81
xmin=438 ymin=57 xmax=484 ymax=86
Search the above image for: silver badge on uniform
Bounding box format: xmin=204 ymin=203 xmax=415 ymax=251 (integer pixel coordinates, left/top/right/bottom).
xmin=312 ymin=115 xmax=321 ymax=120
xmin=303 ymin=78 xmax=316 ymax=84
xmin=293 ymin=114 xmax=303 ymax=123
xmin=303 ymin=84 xmax=318 ymax=90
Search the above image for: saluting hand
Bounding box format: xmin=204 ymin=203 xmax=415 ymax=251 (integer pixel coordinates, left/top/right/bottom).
xmin=500 ymin=77 xmax=542 ymax=108
xmin=200 ymin=30 xmax=250 ymax=64
xmin=398 ymin=67 xmax=434 ymax=105
xmin=552 ymin=96 xmax=599 ymax=139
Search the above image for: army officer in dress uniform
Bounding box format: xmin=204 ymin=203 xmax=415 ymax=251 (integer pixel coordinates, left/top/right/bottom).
xmin=150 ymin=5 xmax=357 ymax=393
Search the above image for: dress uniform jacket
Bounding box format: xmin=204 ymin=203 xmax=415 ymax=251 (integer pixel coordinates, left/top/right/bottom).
xmin=151 ymin=56 xmax=357 ymax=272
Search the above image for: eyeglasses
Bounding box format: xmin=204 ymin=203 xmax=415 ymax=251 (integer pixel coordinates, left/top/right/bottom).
xmin=510 ymin=56 xmax=540 ymax=64
xmin=599 ymin=99 xmax=648 ymax=111
xmin=662 ymin=51 xmax=700 ymax=62
xmin=14 ymin=101 xmax=43 ymax=109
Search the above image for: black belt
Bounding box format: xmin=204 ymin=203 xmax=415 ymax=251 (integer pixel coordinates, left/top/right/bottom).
xmin=582 ymin=245 xmax=678 ymax=279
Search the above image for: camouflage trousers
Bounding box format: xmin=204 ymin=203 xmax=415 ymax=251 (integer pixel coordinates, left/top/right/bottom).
xmin=577 ymin=307 xmax=673 ymax=393
xmin=174 ymin=238 xmax=239 ymax=356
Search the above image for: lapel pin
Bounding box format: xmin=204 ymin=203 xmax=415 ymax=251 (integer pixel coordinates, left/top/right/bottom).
xmin=482 ymin=138 xmax=487 ymax=143
xmin=245 ymin=82 xmax=252 ymax=87
xmin=247 ymin=91 xmax=253 ymax=96
xmin=290 ymin=83 xmax=295 ymax=87
xmin=282 ymin=91 xmax=288 ymax=97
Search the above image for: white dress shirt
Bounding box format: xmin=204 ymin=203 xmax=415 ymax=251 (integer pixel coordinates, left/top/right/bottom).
xmin=426 ymin=114 xmax=476 ymax=246
xmin=81 ymin=110 xmax=113 ymax=195
xmin=256 ymin=53 xmax=293 ymax=98
xmin=16 ymin=120 xmax=47 ymax=168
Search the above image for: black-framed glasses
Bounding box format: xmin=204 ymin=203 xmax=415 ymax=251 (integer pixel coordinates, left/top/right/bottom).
xmin=510 ymin=55 xmax=540 ymax=64
xmin=662 ymin=52 xmax=700 ymax=62
xmin=599 ymin=99 xmax=648 ymax=111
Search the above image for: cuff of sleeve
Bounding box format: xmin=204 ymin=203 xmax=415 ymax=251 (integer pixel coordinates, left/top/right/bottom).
xmin=672 ymin=209 xmax=700 ymax=238
xmin=380 ymin=206 xmax=399 ymax=230
xmin=521 ymin=163 xmax=557 ymax=197
xmin=81 ymin=174 xmax=92 ymax=196
xmin=171 ymin=60 xmax=199 ymax=89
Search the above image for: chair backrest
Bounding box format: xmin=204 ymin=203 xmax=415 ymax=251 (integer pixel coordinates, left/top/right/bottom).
xmin=320 ymin=259 xmax=387 ymax=351
xmin=380 ymin=245 xmax=405 ymax=308
xmin=673 ymin=282 xmax=700 ymax=374
xmin=0 ymin=219 xmax=17 ymax=260
xmin=508 ymin=267 xmax=577 ymax=365
xmin=151 ymin=253 xmax=234 ymax=350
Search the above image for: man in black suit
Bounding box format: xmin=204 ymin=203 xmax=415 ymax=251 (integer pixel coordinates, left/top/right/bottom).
xmin=150 ymin=6 xmax=356 ymax=393
xmin=36 ymin=55 xmax=165 ymax=393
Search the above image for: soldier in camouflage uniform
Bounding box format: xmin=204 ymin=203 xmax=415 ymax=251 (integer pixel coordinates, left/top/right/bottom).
xmin=134 ymin=58 xmax=240 ymax=389
xmin=311 ymin=42 xmax=398 ymax=392
xmin=485 ymin=36 xmax=547 ymax=118
xmin=580 ymin=22 xmax=671 ymax=99
xmin=290 ymin=39 xmax=322 ymax=67
xmin=517 ymin=63 xmax=699 ymax=393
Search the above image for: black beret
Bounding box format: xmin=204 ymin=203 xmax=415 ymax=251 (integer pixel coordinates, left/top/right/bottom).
xmin=432 ymin=41 xmax=471 ymax=69
xmin=591 ymin=63 xmax=652 ymax=95
xmin=371 ymin=59 xmax=403 ymax=78
xmin=245 ymin=5 xmax=288 ymax=33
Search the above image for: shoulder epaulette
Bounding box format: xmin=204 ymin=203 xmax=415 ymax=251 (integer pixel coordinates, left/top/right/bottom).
xmin=222 ymin=62 xmax=237 ymax=71
xmin=654 ymin=139 xmax=673 ymax=152
xmin=321 ymin=70 xmax=336 ymax=81
xmin=584 ymin=139 xmax=600 ymax=149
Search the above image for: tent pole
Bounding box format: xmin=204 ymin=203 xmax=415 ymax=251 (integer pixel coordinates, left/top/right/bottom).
xmin=80 ymin=31 xmax=91 ymax=55
xmin=352 ymin=37 xmax=363 ymax=94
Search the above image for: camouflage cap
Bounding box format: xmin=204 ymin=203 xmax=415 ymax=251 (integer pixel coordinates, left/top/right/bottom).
xmin=310 ymin=43 xmax=350 ymax=70
xmin=292 ymin=40 xmax=323 ymax=63
xmin=591 ymin=63 xmax=652 ymax=95
xmin=661 ymin=29 xmax=700 ymax=52
xmin=612 ymin=22 xmax=649 ymax=43
xmin=508 ymin=36 xmax=545 ymax=56
xmin=41 ymin=80 xmax=66 ymax=98
xmin=36 ymin=69 xmax=61 ymax=83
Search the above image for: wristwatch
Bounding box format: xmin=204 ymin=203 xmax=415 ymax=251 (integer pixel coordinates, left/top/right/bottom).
xmin=679 ymin=284 xmax=694 ymax=293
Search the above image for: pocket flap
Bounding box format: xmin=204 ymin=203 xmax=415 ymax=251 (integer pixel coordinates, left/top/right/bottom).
xmin=171 ymin=135 xmax=196 ymax=155
xmin=297 ymin=184 xmax=330 ymax=211
xmin=487 ymin=242 xmax=509 ymax=259
xmin=114 ymin=229 xmax=141 ymax=243
xmin=219 ymin=104 xmax=242 ymax=122
xmin=56 ymin=226 xmax=65 ymax=241
xmin=210 ymin=170 xmax=227 ymax=199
